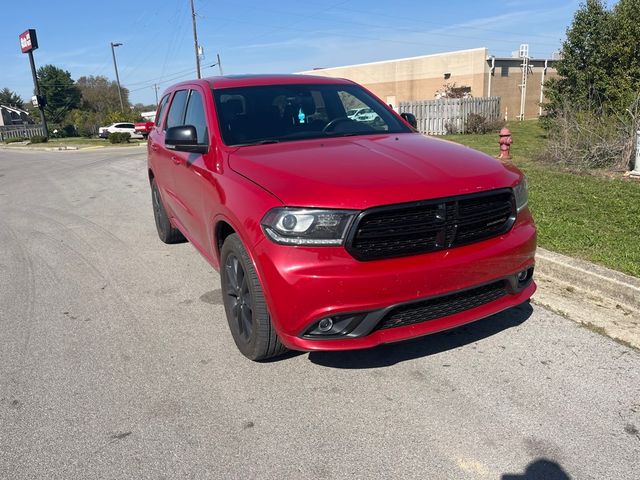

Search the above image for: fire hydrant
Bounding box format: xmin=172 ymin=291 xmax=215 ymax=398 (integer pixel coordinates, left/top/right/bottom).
xmin=498 ymin=127 xmax=512 ymax=160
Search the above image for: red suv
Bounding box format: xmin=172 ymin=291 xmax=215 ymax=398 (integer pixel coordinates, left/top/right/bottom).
xmin=147 ymin=75 xmax=536 ymax=360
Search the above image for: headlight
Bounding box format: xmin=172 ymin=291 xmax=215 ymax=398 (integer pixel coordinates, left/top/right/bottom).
xmin=513 ymin=177 xmax=528 ymax=212
xmin=262 ymin=208 xmax=357 ymax=246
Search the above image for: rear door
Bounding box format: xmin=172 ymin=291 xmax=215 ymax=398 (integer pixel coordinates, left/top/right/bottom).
xmin=148 ymin=93 xmax=171 ymax=190
xmin=150 ymin=90 xmax=189 ymax=221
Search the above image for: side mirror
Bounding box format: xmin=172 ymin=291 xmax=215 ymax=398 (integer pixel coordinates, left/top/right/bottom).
xmin=400 ymin=112 xmax=417 ymax=129
xmin=165 ymin=125 xmax=208 ymax=154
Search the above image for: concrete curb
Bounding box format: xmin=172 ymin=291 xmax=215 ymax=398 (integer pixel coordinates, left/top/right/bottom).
xmin=536 ymin=247 xmax=640 ymax=310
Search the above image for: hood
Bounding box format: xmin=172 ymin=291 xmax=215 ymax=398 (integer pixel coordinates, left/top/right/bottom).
xmin=228 ymin=133 xmax=522 ymax=210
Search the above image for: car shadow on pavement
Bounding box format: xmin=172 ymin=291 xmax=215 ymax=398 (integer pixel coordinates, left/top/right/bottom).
xmin=307 ymin=301 xmax=533 ymax=369
xmin=502 ymin=458 xmax=571 ymax=479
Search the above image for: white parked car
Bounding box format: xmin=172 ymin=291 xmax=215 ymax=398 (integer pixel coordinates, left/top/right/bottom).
xmin=347 ymin=108 xmax=383 ymax=126
xmin=98 ymin=122 xmax=142 ymax=139
xmin=346 ymin=108 xmax=366 ymax=119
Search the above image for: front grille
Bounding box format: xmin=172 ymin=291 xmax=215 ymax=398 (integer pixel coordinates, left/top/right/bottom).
xmin=374 ymin=281 xmax=508 ymax=331
xmin=346 ymin=189 xmax=515 ymax=261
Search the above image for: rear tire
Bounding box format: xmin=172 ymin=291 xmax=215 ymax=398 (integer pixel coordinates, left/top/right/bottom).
xmin=220 ymin=234 xmax=287 ymax=361
xmin=151 ymin=178 xmax=186 ymax=244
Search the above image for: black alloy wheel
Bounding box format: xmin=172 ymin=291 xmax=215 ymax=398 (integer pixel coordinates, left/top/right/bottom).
xmin=224 ymin=254 xmax=254 ymax=343
xmin=220 ymin=234 xmax=287 ymax=360
xmin=150 ymin=178 xmax=186 ymax=244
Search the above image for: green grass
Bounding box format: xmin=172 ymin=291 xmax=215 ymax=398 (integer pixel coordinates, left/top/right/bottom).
xmin=444 ymin=121 xmax=640 ymax=277
xmin=47 ymin=137 xmax=146 ymax=147
xmin=3 ymin=137 xmax=146 ymax=147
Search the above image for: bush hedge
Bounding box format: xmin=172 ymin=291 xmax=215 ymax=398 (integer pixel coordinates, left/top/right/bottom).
xmin=465 ymin=113 xmax=506 ymax=135
xmin=29 ymin=135 xmax=48 ymax=144
xmin=108 ymin=132 xmax=131 ymax=144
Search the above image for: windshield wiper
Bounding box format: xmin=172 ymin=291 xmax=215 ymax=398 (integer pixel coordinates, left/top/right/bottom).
xmin=324 ymin=132 xmax=369 ymax=138
xmin=234 ymin=139 xmax=280 ymax=147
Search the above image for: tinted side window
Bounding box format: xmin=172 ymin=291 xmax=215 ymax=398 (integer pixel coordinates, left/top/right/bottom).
xmin=184 ymin=90 xmax=208 ymax=145
xmin=123 ymin=123 xmax=135 ymax=129
xmin=165 ymin=90 xmax=189 ymax=129
xmin=155 ymin=94 xmax=170 ymax=127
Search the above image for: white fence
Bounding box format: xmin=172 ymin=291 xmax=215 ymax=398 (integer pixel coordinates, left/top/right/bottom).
xmin=399 ymin=97 xmax=501 ymax=135
xmin=0 ymin=124 xmax=46 ymax=141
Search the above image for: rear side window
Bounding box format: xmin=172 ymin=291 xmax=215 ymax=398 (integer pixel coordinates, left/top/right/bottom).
xmin=184 ymin=90 xmax=208 ymax=145
xmin=165 ymin=90 xmax=189 ymax=129
xmin=155 ymin=94 xmax=170 ymax=127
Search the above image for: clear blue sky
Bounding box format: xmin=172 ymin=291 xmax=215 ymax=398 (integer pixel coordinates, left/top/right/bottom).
xmin=1 ymin=0 xmax=582 ymax=106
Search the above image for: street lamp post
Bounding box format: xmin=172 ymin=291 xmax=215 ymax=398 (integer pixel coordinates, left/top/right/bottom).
xmin=110 ymin=42 xmax=124 ymax=112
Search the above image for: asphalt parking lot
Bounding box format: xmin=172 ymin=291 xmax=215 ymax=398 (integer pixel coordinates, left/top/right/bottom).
xmin=1 ymin=147 xmax=639 ymax=479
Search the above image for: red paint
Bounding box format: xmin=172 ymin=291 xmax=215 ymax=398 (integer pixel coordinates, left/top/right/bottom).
xmin=19 ymin=29 xmax=38 ymax=53
xmin=499 ymin=127 xmax=513 ymax=160
xmin=134 ymin=121 xmax=154 ymax=137
xmin=148 ymin=75 xmax=536 ymax=352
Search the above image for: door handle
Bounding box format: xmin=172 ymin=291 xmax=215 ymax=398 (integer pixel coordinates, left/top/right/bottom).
xmin=171 ymin=156 xmax=183 ymax=165
xmin=150 ymin=143 xmax=159 ymax=151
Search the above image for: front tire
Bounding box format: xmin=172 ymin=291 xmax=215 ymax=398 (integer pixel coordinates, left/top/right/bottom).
xmin=220 ymin=234 xmax=287 ymax=361
xmin=151 ymin=178 xmax=186 ymax=244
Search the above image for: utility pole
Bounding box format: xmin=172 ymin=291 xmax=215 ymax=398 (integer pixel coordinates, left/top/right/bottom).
xmin=110 ymin=42 xmax=124 ymax=112
xmin=190 ymin=0 xmax=201 ymax=79
xmin=153 ymin=84 xmax=159 ymax=104
xmin=216 ymin=53 xmax=223 ymax=75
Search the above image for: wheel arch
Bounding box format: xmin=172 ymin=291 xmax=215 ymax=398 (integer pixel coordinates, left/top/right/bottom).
xmin=215 ymin=219 xmax=236 ymax=258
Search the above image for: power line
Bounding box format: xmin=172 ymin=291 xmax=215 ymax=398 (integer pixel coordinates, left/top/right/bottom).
xmin=127 ymin=62 xmax=219 ymax=93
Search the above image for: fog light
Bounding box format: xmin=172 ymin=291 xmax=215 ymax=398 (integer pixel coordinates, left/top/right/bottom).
xmin=318 ymin=318 xmax=334 ymax=332
xmin=517 ymin=270 xmax=528 ymax=282
xmin=304 ymin=313 xmax=367 ymax=338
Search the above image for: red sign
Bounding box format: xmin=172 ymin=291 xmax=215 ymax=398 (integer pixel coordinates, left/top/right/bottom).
xmin=19 ymin=29 xmax=38 ymax=53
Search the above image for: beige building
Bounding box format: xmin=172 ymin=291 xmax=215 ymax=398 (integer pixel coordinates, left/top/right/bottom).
xmin=299 ymin=47 xmax=558 ymax=120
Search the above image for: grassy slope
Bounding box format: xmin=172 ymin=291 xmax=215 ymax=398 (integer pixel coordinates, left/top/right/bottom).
xmin=444 ymin=121 xmax=640 ymax=277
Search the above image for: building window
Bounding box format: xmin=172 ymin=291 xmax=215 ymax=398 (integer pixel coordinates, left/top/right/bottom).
xmin=501 ymin=66 xmax=509 ymax=77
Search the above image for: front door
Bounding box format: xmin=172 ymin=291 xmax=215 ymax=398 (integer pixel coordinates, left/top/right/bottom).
xmin=167 ymin=87 xmax=211 ymax=250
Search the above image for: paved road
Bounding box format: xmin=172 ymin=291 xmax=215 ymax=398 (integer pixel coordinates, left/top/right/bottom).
xmin=1 ymin=147 xmax=638 ymax=480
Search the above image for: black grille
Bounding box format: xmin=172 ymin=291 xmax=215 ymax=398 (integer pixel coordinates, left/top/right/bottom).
xmin=375 ymin=281 xmax=508 ymax=331
xmin=347 ymin=189 xmax=515 ymax=261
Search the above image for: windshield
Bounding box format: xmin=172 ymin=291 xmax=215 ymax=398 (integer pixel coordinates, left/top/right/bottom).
xmin=213 ymin=83 xmax=412 ymax=146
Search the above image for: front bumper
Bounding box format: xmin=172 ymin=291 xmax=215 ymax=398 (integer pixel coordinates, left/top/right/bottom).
xmin=253 ymin=210 xmax=537 ymax=351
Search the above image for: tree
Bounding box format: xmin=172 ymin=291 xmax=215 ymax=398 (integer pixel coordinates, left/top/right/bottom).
xmin=76 ymin=75 xmax=130 ymax=115
xmin=66 ymin=109 xmax=99 ymax=137
xmin=37 ymin=64 xmax=81 ymax=123
xmin=133 ymin=103 xmax=157 ymax=112
xmin=545 ymin=0 xmax=640 ymax=114
xmin=608 ymin=0 xmax=640 ymax=110
xmin=542 ymin=0 xmax=640 ymax=170
xmin=545 ymin=0 xmax=613 ymax=113
xmin=0 ymin=88 xmax=24 ymax=108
